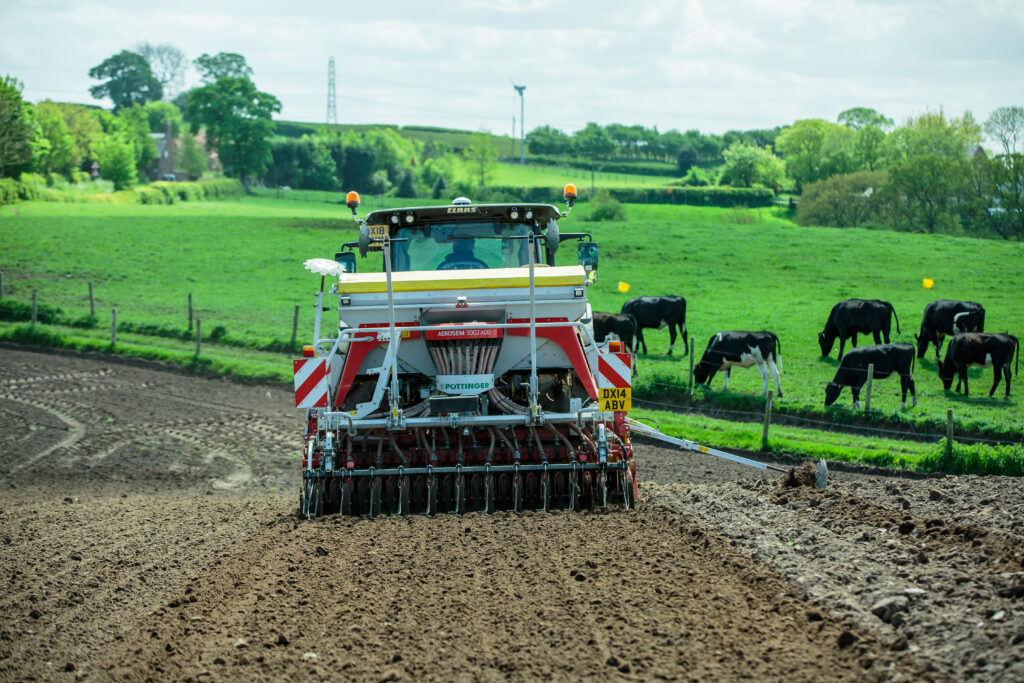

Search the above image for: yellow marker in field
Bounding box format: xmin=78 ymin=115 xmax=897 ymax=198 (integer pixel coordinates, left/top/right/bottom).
xmin=923 ymin=278 xmax=934 ymax=289
xmin=617 ymin=281 xmax=630 ymax=293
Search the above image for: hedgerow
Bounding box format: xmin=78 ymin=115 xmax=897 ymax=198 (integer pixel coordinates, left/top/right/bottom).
xmin=0 ymin=178 xmax=244 ymax=206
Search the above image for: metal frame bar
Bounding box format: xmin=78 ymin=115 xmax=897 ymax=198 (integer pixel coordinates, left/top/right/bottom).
xmin=625 ymin=418 xmax=787 ymax=473
xmin=320 ymin=409 xmax=605 ymax=432
xmin=304 ymin=460 xmax=628 ymax=478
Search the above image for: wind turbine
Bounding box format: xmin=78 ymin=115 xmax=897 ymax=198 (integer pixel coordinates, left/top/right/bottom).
xmin=512 ymin=82 xmax=526 ymax=165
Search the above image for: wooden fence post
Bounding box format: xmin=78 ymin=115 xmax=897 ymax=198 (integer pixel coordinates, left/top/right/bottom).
xmin=188 ymin=293 xmax=193 ymax=332
xmin=88 ymin=281 xmax=95 ymax=318
xmin=111 ymin=309 xmax=117 ymax=345
xmin=864 ymin=363 xmax=874 ymax=411
xmin=291 ymin=304 xmax=300 ymax=347
xmin=195 ymin=319 xmax=201 ymax=355
xmin=762 ymin=391 xmax=774 ymax=450
xmin=688 ymin=345 xmax=695 ymax=398
xmin=31 ymin=291 xmax=37 ymax=327
xmin=946 ymin=408 xmax=954 ymax=458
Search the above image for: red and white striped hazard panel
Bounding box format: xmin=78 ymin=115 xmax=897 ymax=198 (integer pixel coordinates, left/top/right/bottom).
xmin=293 ymin=358 xmax=329 ymax=408
xmin=597 ymin=350 xmax=632 ymax=389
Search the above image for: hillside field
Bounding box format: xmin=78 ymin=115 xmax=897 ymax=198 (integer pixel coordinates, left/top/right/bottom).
xmin=1 ymin=196 xmax=1022 ymax=442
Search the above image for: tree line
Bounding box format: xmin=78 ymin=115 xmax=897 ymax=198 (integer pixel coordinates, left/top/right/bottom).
xmin=525 ymin=108 xmax=1024 ymax=240
xmin=2 ymin=46 xmax=1021 ymax=240
xmin=1 ymin=46 xmax=278 ymax=189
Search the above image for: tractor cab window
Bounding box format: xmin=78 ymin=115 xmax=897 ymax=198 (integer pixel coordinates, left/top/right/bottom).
xmin=392 ymin=221 xmax=536 ymax=272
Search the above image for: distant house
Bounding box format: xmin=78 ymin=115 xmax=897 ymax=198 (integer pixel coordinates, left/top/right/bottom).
xmin=148 ymin=120 xmax=177 ymax=180
xmin=969 ymin=145 xmax=988 ymax=160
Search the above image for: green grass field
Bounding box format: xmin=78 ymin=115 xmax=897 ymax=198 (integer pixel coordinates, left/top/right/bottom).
xmin=491 ymin=162 xmax=674 ymax=189
xmin=273 ymin=120 xmax=514 ymax=153
xmin=567 ymin=203 xmax=1024 ymax=437
xmin=2 ymin=195 xmax=1022 ymax=447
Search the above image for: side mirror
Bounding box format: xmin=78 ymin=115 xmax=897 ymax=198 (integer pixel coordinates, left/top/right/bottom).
xmin=577 ymin=241 xmax=599 ymax=272
xmin=335 ymin=251 xmax=356 ymax=273
xmin=544 ymin=219 xmax=559 ymax=266
xmin=358 ymin=224 xmax=370 ymax=257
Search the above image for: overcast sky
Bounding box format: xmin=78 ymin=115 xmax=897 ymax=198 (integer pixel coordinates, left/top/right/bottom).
xmin=2 ymin=0 xmax=1022 ymax=138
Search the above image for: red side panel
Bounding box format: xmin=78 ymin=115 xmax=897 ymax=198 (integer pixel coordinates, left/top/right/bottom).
xmin=508 ymin=317 xmax=598 ymax=400
xmin=332 ymin=322 xmax=419 ymax=408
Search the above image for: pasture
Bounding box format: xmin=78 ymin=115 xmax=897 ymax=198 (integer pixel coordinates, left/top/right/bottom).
xmin=490 ymin=161 xmax=674 ymax=188
xmin=1 ymin=195 xmax=1022 ymax=443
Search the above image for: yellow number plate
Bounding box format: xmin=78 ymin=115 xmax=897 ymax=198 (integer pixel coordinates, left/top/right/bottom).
xmin=368 ymin=224 xmax=388 ymax=240
xmin=599 ymin=387 xmax=631 ymax=412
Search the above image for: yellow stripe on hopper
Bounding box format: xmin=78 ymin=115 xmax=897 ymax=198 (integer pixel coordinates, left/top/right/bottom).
xmin=339 ymin=266 xmax=586 ymax=293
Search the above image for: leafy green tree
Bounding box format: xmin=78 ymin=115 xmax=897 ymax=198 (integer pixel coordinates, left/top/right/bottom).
xmin=574 ymin=122 xmax=614 ymax=160
xmin=886 ymin=109 xmax=982 ymax=162
xmin=682 ymin=129 xmax=722 ymax=164
xmin=851 ymin=125 xmax=888 ymax=171
xmin=45 ymin=102 xmax=102 ymax=172
xmin=431 ymin=173 xmax=448 ymax=199
xmin=194 ymin=53 xmax=253 ymax=82
xmin=987 ymin=153 xmax=1024 ymax=240
xmin=175 ymin=131 xmax=208 ymax=178
xmin=838 ymin=107 xmax=894 ymax=131
xmin=186 ymin=65 xmax=281 ymax=180
xmin=0 ymin=75 xmax=37 ymax=177
xmin=394 ymin=165 xmax=417 ymax=198
xmin=31 ymin=102 xmax=77 ymax=175
xmin=136 ymin=43 xmax=186 ymax=99
xmin=719 ymin=142 xmax=785 ymax=189
xmin=984 ymin=106 xmax=1024 ymax=155
xmin=302 ymin=140 xmax=339 ymax=190
xmin=93 ymin=132 xmax=137 ymax=190
xmin=796 ymin=171 xmax=888 ymax=227
xmin=585 ymin=189 xmax=625 ymax=221
xmin=676 ymin=146 xmax=698 ymax=175
xmin=776 ymin=119 xmax=851 ymax=190
xmin=884 ymin=154 xmax=966 ymax=234
xmin=142 ymin=101 xmax=183 ymax=137
xmin=464 ymin=130 xmax=496 ymax=187
xmin=681 ymin=166 xmax=713 ymax=187
xmin=88 ymin=50 xmax=162 ymax=111
xmin=660 ymin=129 xmax=685 ymax=159
xmin=526 ymin=125 xmax=572 ymax=155
xmin=117 ymin=105 xmax=158 ymax=177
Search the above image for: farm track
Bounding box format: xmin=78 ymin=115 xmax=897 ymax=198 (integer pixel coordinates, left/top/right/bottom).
xmin=1 ymin=346 xmax=1022 ymax=681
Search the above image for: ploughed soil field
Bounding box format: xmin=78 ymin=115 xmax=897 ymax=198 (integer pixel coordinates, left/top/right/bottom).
xmin=1 ymin=345 xmax=1022 ymax=681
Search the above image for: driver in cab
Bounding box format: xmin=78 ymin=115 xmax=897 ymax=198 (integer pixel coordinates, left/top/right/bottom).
xmin=439 ymin=238 xmax=486 ymax=269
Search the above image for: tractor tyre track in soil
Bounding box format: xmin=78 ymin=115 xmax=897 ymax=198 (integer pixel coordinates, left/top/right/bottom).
xmin=1 ymin=345 xmax=1022 ymax=681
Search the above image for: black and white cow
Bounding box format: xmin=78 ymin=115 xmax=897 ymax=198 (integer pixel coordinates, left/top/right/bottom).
xmin=592 ymin=311 xmax=638 ymax=353
xmin=824 ymin=343 xmax=917 ymax=409
xmin=621 ymin=295 xmax=688 ymax=356
xmin=915 ymin=300 xmax=985 ymax=363
xmin=693 ymin=331 xmax=782 ymax=397
xmin=937 ymin=333 xmax=1019 ymax=398
xmin=818 ymin=299 xmax=900 ymax=361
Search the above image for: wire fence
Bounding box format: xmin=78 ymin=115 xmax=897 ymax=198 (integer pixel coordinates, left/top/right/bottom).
xmin=632 ymin=393 xmax=1024 ymax=448
xmin=5 ymin=278 xmax=1021 ymax=450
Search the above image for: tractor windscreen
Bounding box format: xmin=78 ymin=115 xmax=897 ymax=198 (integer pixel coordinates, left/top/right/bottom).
xmin=392 ymin=221 xmax=536 ymax=271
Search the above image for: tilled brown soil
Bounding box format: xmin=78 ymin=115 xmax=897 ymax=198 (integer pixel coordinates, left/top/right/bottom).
xmin=1 ymin=345 xmax=1021 ymax=681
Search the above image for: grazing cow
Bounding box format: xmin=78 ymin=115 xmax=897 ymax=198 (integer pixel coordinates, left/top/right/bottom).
xmin=915 ymin=299 xmax=986 ymax=363
xmin=818 ymin=299 xmax=900 ymax=361
xmin=693 ymin=331 xmax=783 ymax=397
xmin=824 ymin=343 xmax=917 ymax=409
xmin=621 ymin=295 xmax=688 ymax=356
xmin=592 ymin=311 xmax=637 ymax=353
xmin=937 ymin=333 xmax=1019 ymax=398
